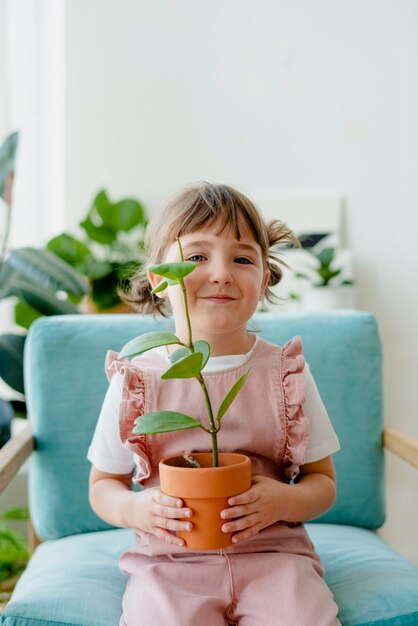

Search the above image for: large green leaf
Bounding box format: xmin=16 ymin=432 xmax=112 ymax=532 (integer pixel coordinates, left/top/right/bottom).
xmin=103 ymin=198 xmax=146 ymax=232
xmin=0 ymin=334 xmax=25 ymax=393
xmin=119 ymin=331 xmax=181 ymax=359
xmin=7 ymin=248 xmax=88 ymax=296
xmin=47 ymin=233 xmax=90 ymax=267
xmin=4 ymin=276 xmax=80 ymax=315
xmin=148 ymin=261 xmax=196 ymax=281
xmin=0 ymin=131 xmax=19 ymax=200
xmin=133 ymin=410 xmax=201 ymax=434
xmin=216 ymin=368 xmax=251 ymax=423
xmin=161 ymin=351 xmax=203 ymax=379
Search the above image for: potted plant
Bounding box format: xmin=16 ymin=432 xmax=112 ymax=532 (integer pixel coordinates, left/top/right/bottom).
xmin=47 ymin=190 xmax=148 ymax=313
xmin=118 ymin=240 xmax=252 ymax=549
xmin=295 ymin=242 xmax=356 ymax=310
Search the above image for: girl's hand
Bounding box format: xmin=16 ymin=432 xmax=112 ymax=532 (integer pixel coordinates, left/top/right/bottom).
xmin=220 ymin=457 xmax=337 ymax=544
xmin=131 ymin=487 xmax=193 ymax=548
xmin=220 ymin=475 xmax=287 ymax=544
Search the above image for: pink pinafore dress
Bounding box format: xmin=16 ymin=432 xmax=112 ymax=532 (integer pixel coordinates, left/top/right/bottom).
xmin=106 ymin=337 xmax=340 ymax=626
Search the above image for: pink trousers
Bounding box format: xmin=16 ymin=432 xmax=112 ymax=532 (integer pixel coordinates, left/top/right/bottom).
xmin=119 ymin=524 xmax=340 ymax=626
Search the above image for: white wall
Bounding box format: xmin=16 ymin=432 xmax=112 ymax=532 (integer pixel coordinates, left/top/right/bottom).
xmin=5 ymin=0 xmax=418 ymax=562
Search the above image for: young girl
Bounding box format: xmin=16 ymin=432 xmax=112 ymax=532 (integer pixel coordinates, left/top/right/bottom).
xmin=88 ymin=182 xmax=341 ymax=626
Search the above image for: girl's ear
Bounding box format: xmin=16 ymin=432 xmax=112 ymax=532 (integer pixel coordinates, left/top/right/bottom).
xmin=259 ymin=268 xmax=270 ymax=300
xmin=147 ymin=269 xmax=168 ymax=299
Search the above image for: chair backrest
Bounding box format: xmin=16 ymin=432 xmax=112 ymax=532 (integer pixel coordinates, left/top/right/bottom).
xmin=25 ymin=311 xmax=384 ymax=540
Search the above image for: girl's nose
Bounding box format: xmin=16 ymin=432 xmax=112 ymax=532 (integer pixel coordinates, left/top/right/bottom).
xmin=209 ymin=263 xmax=233 ymax=285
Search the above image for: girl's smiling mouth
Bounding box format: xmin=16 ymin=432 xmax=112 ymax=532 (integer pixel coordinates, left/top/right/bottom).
xmin=201 ymin=294 xmax=237 ymax=303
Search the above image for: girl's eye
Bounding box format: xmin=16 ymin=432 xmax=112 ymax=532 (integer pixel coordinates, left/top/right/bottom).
xmin=234 ymin=257 xmax=253 ymax=265
xmin=187 ymin=254 xmax=206 ymax=262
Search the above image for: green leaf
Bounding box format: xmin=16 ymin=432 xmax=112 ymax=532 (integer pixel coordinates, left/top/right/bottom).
xmin=119 ymin=331 xmax=181 ymax=359
xmin=316 ymin=247 xmax=335 ymax=268
xmin=0 ymin=334 xmax=25 ymax=393
xmin=148 ymin=261 xmax=196 ymax=281
xmin=151 ymin=279 xmax=168 ymax=294
xmin=2 ymin=507 xmax=29 ymax=521
xmin=193 ymin=340 xmax=210 ymax=368
xmin=108 ymin=199 xmax=146 ymax=232
xmin=133 ymin=410 xmax=201 ymax=434
xmin=170 ymin=347 xmax=191 ymax=363
xmin=80 ymin=215 xmax=116 ymax=244
xmin=217 ymin=368 xmax=251 ymax=422
xmin=151 ymin=276 xmax=179 ymax=294
xmin=83 ymin=256 xmax=113 ymax=280
xmin=3 ymin=276 xmax=80 ymax=315
xmin=0 ymin=525 xmax=29 ymax=563
xmin=161 ymin=351 xmax=203 ymax=379
xmin=0 ymin=131 xmax=19 ymax=200
xmin=14 ymin=299 xmax=43 ymax=330
xmin=7 ymin=248 xmax=88 ymax=296
xmin=47 ymin=233 xmax=90 ymax=267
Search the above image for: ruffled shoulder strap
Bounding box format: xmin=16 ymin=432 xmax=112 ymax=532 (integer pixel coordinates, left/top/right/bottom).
xmin=281 ymin=337 xmax=309 ymax=480
xmin=105 ymin=350 xmax=151 ymax=484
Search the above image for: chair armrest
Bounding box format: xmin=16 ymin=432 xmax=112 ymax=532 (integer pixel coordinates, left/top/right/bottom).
xmin=383 ymin=426 xmax=418 ymax=470
xmin=0 ymin=422 xmax=34 ymax=494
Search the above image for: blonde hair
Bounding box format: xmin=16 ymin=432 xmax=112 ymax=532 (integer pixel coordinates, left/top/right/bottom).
xmin=121 ymin=182 xmax=299 ymax=316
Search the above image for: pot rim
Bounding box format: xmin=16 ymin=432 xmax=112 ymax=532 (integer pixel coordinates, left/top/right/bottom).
xmin=159 ymin=451 xmax=250 ymax=472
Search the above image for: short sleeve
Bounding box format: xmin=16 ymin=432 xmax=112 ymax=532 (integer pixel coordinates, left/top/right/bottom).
xmin=302 ymin=363 xmax=341 ymax=463
xmin=87 ymin=372 xmax=136 ymax=474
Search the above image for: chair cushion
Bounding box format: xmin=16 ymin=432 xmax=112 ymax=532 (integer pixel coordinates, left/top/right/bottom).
xmin=306 ymin=523 xmax=418 ymax=625
xmin=3 ymin=525 xmax=418 ymax=626
xmin=1 ymin=529 xmax=134 ymax=626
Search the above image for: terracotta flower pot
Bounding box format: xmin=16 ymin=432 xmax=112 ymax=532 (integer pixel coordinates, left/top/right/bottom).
xmin=159 ymin=452 xmax=252 ymax=550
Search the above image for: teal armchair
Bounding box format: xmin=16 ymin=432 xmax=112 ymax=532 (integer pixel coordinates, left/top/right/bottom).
xmin=1 ymin=311 xmax=418 ymax=625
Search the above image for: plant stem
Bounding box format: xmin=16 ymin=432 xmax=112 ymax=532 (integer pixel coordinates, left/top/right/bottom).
xmin=197 ymin=375 xmax=219 ymax=467
xmin=177 ymin=238 xmax=219 ymax=467
xmin=177 ymin=239 xmax=194 ymax=350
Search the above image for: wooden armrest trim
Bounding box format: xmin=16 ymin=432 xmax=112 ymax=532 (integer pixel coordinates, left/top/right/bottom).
xmin=383 ymin=426 xmax=418 ymax=470
xmin=0 ymin=422 xmax=34 ymax=493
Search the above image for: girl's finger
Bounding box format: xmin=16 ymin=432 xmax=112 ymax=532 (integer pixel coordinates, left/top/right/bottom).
xmin=153 ymin=491 xmax=183 ymax=508
xmin=227 ymin=489 xmax=258 ymax=507
xmin=230 ymin=522 xmax=262 ymax=544
xmin=152 ymin=527 xmax=185 ymax=547
xmin=155 ymin=517 xmax=193 ymax=533
xmin=222 ymin=512 xmax=259 ymax=534
xmin=221 ymin=504 xmax=252 ymax=520
xmin=155 ymin=504 xmax=193 ymax=519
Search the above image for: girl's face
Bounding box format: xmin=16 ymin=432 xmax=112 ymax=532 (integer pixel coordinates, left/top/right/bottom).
xmin=148 ymin=225 xmax=270 ymax=355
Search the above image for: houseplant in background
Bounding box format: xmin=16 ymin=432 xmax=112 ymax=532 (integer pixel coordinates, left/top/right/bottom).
xmin=295 ymin=239 xmax=356 ymax=310
xmin=47 ymin=189 xmax=148 ymax=313
xmin=0 ymin=131 xmax=89 ymax=431
xmin=119 ymin=241 xmax=252 ymax=550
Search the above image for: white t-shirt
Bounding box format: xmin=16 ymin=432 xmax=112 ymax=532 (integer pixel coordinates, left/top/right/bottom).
xmin=87 ymin=338 xmax=340 ymax=474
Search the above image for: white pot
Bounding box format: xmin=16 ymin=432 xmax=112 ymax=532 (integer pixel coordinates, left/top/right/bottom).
xmin=301 ymin=285 xmax=356 ymax=311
